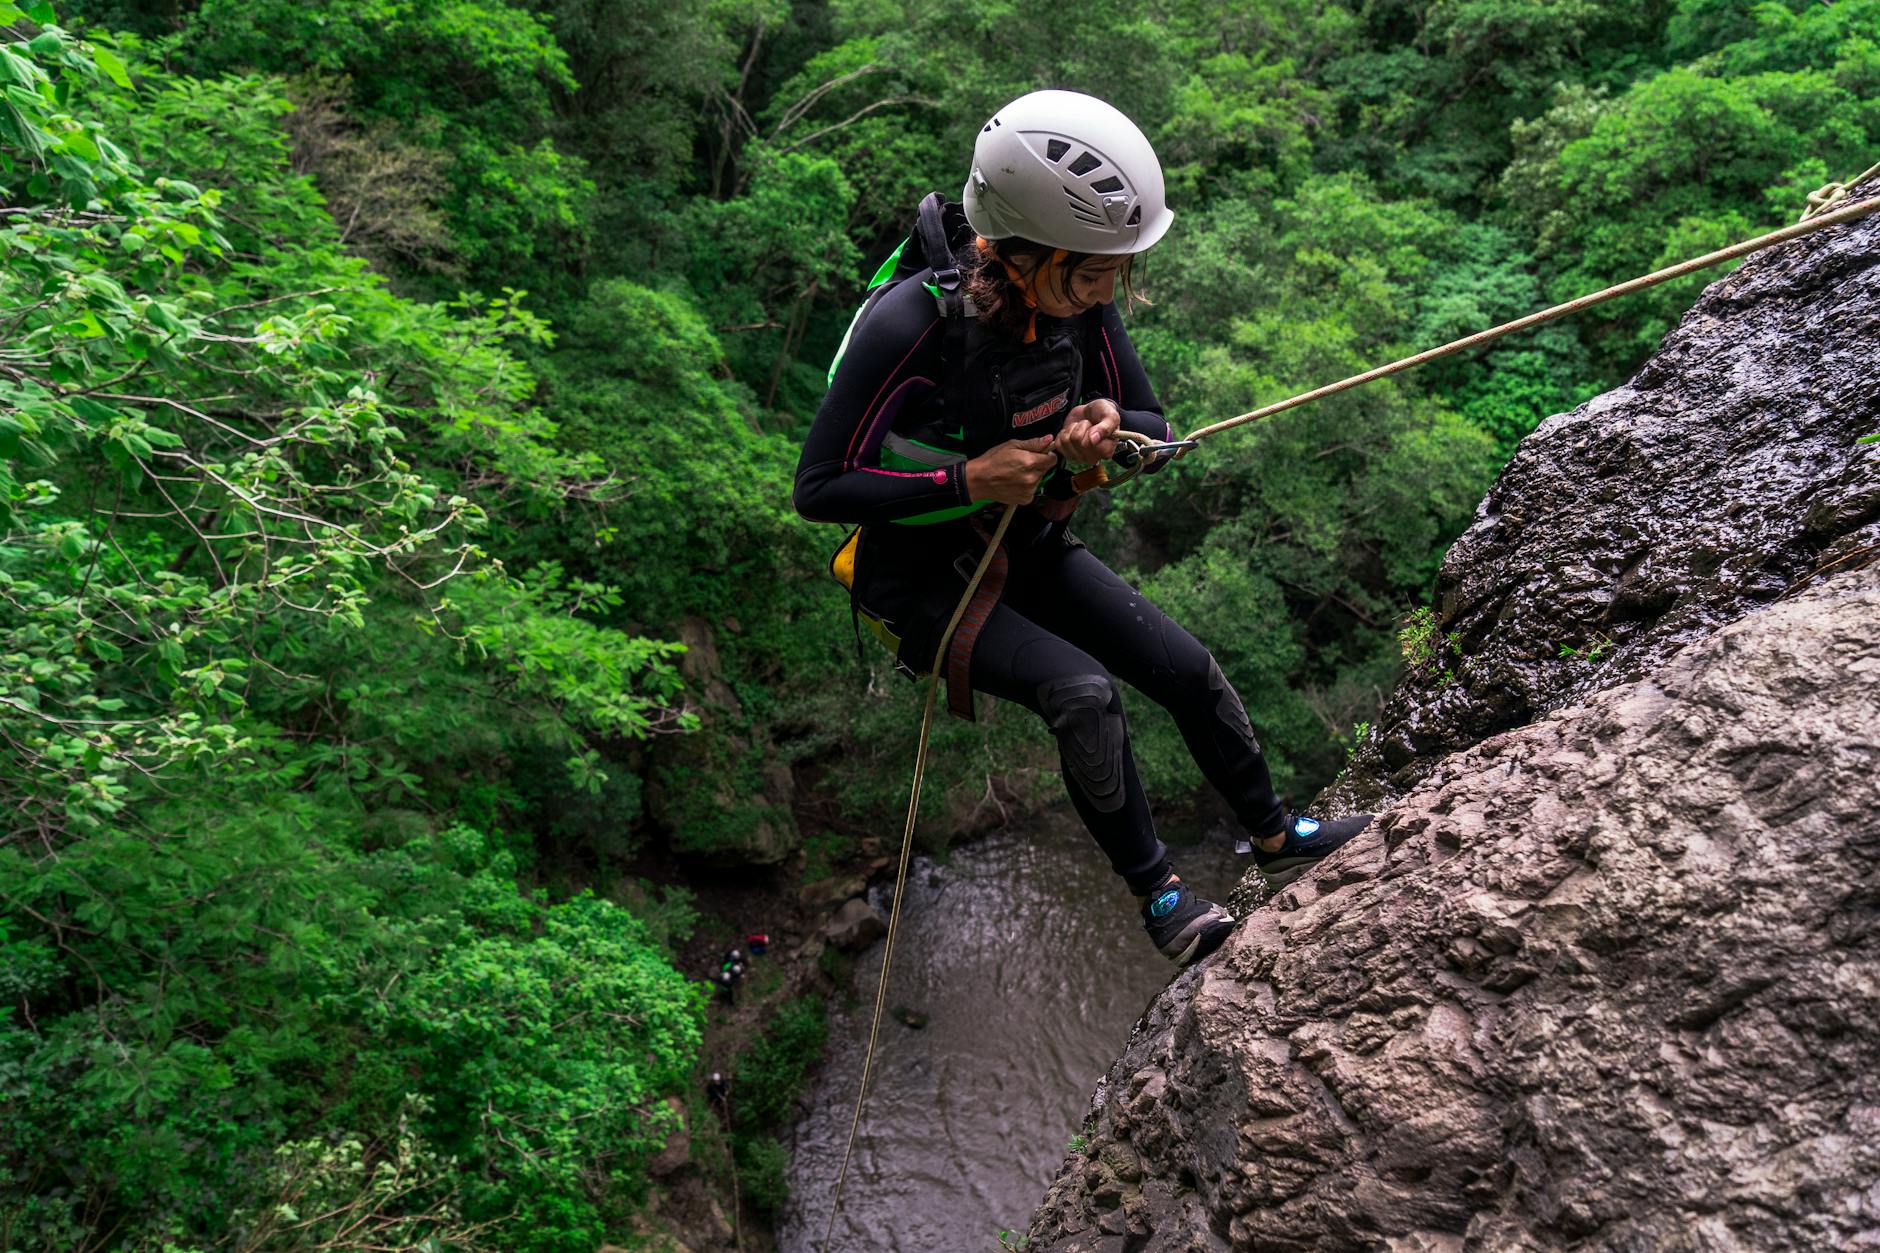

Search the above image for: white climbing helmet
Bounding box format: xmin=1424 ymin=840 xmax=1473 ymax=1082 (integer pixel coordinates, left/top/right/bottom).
xmin=962 ymin=89 xmax=1174 ymax=255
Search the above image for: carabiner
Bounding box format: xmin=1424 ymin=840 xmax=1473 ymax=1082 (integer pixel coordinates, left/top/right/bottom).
xmin=1107 ymin=432 xmax=1198 ymax=485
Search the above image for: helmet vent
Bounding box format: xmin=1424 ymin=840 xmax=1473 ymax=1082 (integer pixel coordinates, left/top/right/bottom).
xmin=1046 ymin=138 xmax=1071 ymax=162
xmin=1126 ymin=205 xmax=1142 ymax=226
xmin=1063 ymin=187 xmax=1105 ymax=225
xmin=1090 ymin=176 xmax=1124 ymax=193
xmin=1067 ymin=151 xmax=1102 ymax=177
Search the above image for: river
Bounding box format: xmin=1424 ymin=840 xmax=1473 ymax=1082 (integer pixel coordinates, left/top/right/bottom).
xmin=777 ymin=816 xmax=1245 ymax=1251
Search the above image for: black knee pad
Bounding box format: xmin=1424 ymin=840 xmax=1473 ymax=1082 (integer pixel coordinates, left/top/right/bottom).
xmin=1207 ymin=657 xmax=1261 ymax=755
xmin=1036 ymin=673 xmax=1128 ymax=813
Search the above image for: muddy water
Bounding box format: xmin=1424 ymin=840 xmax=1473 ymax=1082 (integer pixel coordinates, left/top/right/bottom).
xmin=777 ymin=817 xmax=1245 ymax=1252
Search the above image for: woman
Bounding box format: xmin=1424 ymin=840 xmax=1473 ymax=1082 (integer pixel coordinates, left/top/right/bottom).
xmin=794 ymin=90 xmax=1372 ymax=966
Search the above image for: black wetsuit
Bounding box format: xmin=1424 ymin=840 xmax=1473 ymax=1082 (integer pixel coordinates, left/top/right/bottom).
xmin=794 ymin=270 xmax=1286 ymax=892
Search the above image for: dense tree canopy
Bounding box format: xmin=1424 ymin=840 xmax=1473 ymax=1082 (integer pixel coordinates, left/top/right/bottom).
xmin=4 ymin=0 xmax=1874 ymax=1243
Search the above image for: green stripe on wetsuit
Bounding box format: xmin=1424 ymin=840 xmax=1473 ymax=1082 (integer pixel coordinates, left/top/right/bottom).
xmin=879 ymin=433 xmax=988 ymax=525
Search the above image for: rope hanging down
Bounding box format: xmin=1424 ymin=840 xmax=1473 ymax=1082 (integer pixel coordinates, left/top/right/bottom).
xmin=820 ymin=503 xmax=1016 ymax=1253
xmin=818 ymin=183 xmax=1879 ymax=1252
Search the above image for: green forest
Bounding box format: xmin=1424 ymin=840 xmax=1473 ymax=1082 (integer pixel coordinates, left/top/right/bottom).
xmin=1 ymin=0 xmax=1873 ymax=1246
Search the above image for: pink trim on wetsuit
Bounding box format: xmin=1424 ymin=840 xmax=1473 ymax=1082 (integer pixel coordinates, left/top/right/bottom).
xmin=844 ymin=320 xmax=940 ymax=467
xmin=846 ymin=374 xmax=938 ymax=473
xmin=859 ymin=465 xmax=949 ymax=483
xmin=1103 ymin=326 xmax=1171 ymax=440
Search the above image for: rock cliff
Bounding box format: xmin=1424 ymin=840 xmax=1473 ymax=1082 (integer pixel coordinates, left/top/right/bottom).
xmin=1026 ymin=184 xmax=1880 ymax=1250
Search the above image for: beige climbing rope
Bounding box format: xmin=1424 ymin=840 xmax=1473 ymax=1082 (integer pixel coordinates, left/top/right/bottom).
xmin=1802 ymin=162 xmax=1880 ymax=221
xmin=817 ymin=179 xmax=1880 ymax=1251
xmin=1181 ymin=190 xmax=1880 ymax=448
xmin=820 ymin=502 xmax=1016 ymax=1253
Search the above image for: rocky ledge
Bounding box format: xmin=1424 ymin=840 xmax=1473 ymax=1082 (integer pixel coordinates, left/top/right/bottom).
xmin=1026 ymin=185 xmax=1880 ymax=1251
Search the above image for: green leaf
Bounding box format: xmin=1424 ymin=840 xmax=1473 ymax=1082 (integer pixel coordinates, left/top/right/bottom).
xmin=27 ymin=32 xmax=62 ymax=57
xmin=90 ymin=44 xmax=132 ymax=90
xmin=25 ymin=1 xmax=53 ymax=20
xmin=87 ymin=636 xmax=122 ymax=662
xmin=0 ymin=49 xmax=34 ymax=88
xmin=59 ymin=127 xmax=99 ymax=162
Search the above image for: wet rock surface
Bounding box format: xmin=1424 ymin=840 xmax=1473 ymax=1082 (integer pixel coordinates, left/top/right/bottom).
xmin=1325 ymin=179 xmax=1880 ymax=816
xmin=1027 ymin=189 xmax=1880 ymax=1250
xmin=1029 ymin=561 xmax=1880 ymax=1252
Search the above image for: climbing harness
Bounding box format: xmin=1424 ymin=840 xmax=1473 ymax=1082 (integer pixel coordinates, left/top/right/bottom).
xmin=819 ymin=181 xmax=1880 ymax=1251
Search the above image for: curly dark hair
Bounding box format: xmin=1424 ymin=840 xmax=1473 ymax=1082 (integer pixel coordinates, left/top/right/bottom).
xmin=963 ymin=237 xmax=1144 ymax=339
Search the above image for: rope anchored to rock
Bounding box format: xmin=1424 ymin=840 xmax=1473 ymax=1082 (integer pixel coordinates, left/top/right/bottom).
xmin=818 ymin=177 xmax=1880 ymax=1252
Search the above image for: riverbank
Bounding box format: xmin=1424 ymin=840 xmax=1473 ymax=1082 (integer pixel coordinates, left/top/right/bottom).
xmin=612 ymin=754 xmax=1062 ymax=1249
xmin=613 ymin=759 xmax=1255 ymax=1251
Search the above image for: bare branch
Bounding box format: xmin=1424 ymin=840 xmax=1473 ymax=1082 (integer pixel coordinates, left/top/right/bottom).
xmin=93 ymin=392 xmax=275 ymax=448
xmin=202 ymin=287 xmax=339 ymax=319
xmin=778 ymin=95 xmax=937 ymax=155
xmin=771 ymin=63 xmax=886 ymax=138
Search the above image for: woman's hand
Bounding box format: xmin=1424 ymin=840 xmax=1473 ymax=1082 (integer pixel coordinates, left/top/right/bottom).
xmin=1057 ymin=399 xmax=1121 ymax=464
xmin=965 ymin=434 xmax=1058 ymax=505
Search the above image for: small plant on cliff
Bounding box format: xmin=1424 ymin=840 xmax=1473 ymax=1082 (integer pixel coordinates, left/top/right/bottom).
xmin=1399 ymin=607 xmax=1442 ymax=670
xmin=1560 ymin=632 xmax=1616 ymax=663
xmin=998 ymin=1230 xmax=1032 ymax=1250
xmin=1399 ymin=610 xmax=1466 ymax=687
xmin=1066 ymin=1132 xmax=1090 ymax=1154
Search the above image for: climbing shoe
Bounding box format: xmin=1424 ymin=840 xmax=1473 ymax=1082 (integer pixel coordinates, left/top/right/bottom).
xmin=1140 ymin=872 xmax=1236 ymax=966
xmin=1250 ymin=813 xmax=1375 ymax=890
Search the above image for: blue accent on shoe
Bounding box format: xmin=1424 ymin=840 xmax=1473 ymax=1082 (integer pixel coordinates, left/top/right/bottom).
xmin=1140 ymin=872 xmax=1235 ymax=966
xmin=1251 ymin=812 xmax=1377 ymax=890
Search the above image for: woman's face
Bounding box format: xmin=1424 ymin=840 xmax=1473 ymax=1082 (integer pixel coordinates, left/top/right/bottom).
xmin=1025 ymin=253 xmax=1131 ymax=318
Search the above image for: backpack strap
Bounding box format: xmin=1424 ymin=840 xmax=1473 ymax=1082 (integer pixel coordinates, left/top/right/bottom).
xmin=917 ymin=192 xmax=961 ymax=302
xmin=914 ymin=192 xmax=980 ymax=400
